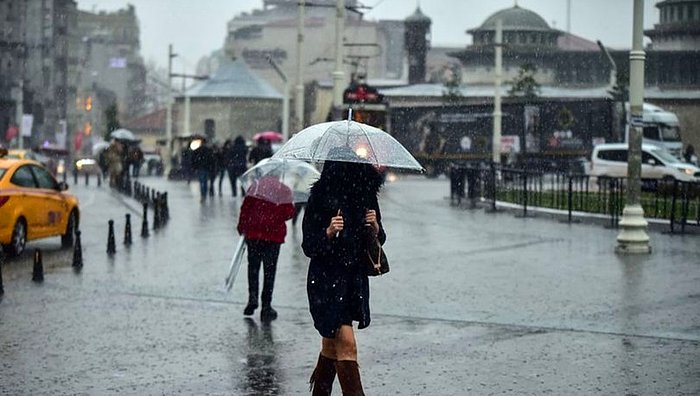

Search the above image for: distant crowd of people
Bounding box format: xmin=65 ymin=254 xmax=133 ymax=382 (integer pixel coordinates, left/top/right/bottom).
xmin=179 ymin=136 xmax=273 ymax=201
xmin=99 ymin=140 xmax=144 ymax=188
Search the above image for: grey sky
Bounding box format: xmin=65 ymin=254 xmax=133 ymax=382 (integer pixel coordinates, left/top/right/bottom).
xmin=76 ymin=0 xmax=660 ymax=72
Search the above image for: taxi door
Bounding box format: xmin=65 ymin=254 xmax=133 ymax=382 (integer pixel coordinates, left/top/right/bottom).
xmin=29 ymin=164 xmax=66 ymax=236
xmin=8 ymin=165 xmax=45 ymax=238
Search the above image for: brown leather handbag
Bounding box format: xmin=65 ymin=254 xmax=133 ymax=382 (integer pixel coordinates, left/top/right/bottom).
xmin=365 ymin=231 xmax=389 ymax=276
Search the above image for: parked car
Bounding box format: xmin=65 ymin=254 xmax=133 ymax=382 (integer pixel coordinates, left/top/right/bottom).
xmin=0 ymin=150 xmax=80 ymax=256
xmin=588 ymin=143 xmax=700 ymax=183
xmin=73 ymin=157 xmax=102 ymax=175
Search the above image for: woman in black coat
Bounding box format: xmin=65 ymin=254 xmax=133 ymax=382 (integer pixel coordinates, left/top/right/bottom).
xmin=303 ymin=155 xmax=385 ymax=396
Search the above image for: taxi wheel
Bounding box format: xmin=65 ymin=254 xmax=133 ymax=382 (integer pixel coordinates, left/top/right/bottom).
xmin=5 ymin=219 xmax=27 ymax=257
xmin=61 ymin=210 xmax=78 ymax=248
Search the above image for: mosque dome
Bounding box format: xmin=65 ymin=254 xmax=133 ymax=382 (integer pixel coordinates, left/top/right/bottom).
xmin=479 ymin=5 xmax=551 ymax=32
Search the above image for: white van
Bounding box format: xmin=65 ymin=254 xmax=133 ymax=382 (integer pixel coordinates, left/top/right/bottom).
xmin=589 ymin=143 xmax=700 ymax=182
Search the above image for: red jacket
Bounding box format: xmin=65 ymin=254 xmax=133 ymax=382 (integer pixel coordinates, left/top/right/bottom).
xmin=237 ymin=196 xmax=295 ymax=244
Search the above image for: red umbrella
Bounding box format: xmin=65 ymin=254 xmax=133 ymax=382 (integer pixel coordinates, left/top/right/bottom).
xmin=252 ymin=131 xmax=284 ymax=142
xmin=245 ymin=175 xmax=293 ymax=204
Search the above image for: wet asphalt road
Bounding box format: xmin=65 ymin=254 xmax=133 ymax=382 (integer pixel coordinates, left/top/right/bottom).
xmin=1 ymin=174 xmax=699 ymax=395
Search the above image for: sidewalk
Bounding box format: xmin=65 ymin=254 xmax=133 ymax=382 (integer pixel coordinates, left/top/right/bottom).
xmin=0 ymin=174 xmax=698 ymax=395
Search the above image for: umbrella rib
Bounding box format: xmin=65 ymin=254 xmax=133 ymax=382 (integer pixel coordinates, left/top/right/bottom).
xmin=361 ymin=124 xmax=381 ymax=167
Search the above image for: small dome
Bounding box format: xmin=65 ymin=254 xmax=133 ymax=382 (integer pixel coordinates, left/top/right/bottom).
xmin=405 ymin=6 xmax=431 ymax=22
xmin=479 ymin=5 xmax=551 ymax=32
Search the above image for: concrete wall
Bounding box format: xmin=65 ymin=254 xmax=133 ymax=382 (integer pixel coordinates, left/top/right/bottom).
xmin=174 ymin=97 xmax=282 ymax=143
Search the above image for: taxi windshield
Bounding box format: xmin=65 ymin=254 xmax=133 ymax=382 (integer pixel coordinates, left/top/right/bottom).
xmin=0 ymin=168 xmax=6 ymax=180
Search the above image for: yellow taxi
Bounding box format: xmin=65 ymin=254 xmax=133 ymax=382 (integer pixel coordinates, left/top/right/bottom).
xmin=0 ymin=148 xmax=79 ymax=256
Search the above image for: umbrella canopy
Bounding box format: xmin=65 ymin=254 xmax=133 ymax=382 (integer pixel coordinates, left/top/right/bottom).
xmin=244 ymin=175 xmax=295 ymax=205
xmin=240 ymin=158 xmax=320 ymax=204
xmin=110 ymin=128 xmax=141 ymax=142
xmin=92 ymin=141 xmax=110 ymax=156
xmin=253 ymin=131 xmax=284 ymax=142
xmin=272 ymin=120 xmax=424 ymax=171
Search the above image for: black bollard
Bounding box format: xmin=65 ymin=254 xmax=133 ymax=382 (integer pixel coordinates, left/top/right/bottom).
xmin=97 ymin=173 xmax=102 ymax=187
xmin=162 ymin=192 xmax=169 ymax=221
xmin=73 ymin=169 xmax=78 ymax=185
xmin=72 ymin=230 xmax=83 ymax=268
xmin=107 ymin=220 xmax=116 ymax=254
xmin=153 ymin=194 xmax=161 ymax=230
xmin=32 ymin=249 xmax=44 ymax=283
xmin=124 ymin=214 xmax=132 ymax=245
xmin=62 ymin=170 xmax=67 ymax=184
xmin=85 ymin=172 xmax=89 ymax=186
xmin=141 ymin=203 xmax=150 ymax=238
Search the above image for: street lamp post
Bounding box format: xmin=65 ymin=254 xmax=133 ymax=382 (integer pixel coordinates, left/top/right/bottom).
xmin=331 ymin=0 xmax=346 ymax=119
xmin=165 ymin=44 xmax=177 ymax=170
xmin=267 ymin=57 xmax=290 ymax=142
xmin=616 ymin=0 xmax=651 ymax=254
xmin=492 ymin=19 xmax=503 ymax=165
xmin=295 ymin=0 xmax=305 ymax=132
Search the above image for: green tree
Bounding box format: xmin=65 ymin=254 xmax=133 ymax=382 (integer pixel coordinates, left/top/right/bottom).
xmin=508 ymin=63 xmax=541 ymax=99
xmin=442 ymin=63 xmax=463 ymax=102
xmin=608 ymin=68 xmax=629 ymax=141
xmin=104 ymin=103 xmax=121 ymax=140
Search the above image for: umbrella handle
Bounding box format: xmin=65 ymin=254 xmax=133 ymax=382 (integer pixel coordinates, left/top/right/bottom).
xmin=335 ymin=209 xmax=342 ymax=238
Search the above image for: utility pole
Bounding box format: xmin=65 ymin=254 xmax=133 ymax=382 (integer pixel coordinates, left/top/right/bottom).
xmin=492 ymin=19 xmax=503 ymax=164
xmin=165 ymin=44 xmax=177 ymax=170
xmin=267 ymin=57 xmax=290 ymax=141
xmin=616 ymin=0 xmax=651 ymax=254
xmin=331 ymin=0 xmax=346 ymax=119
xmin=295 ymin=0 xmax=305 ymax=132
xmin=170 ymin=72 xmax=208 ymax=139
xmin=14 ymin=79 xmax=24 ymax=149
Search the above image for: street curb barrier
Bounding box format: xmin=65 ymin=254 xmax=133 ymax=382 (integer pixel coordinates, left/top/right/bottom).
xmin=32 ymin=249 xmax=44 ymax=283
xmin=141 ymin=203 xmax=150 ymax=238
xmin=107 ymin=220 xmax=116 ymax=254
xmin=124 ymin=214 xmax=132 ymax=245
xmin=72 ymin=230 xmax=83 ymax=268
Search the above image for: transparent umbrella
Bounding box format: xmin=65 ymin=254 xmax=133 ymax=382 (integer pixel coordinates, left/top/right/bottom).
xmin=240 ymin=158 xmax=320 ymax=204
xmin=110 ymin=128 xmax=141 ymax=142
xmin=272 ymin=120 xmax=424 ymax=171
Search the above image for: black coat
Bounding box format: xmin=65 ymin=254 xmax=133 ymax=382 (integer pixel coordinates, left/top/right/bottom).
xmin=302 ymin=161 xmax=385 ymax=338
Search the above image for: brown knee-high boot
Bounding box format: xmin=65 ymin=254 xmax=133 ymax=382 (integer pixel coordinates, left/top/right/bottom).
xmin=335 ymin=360 xmax=365 ymax=396
xmin=309 ymin=354 xmax=336 ymax=395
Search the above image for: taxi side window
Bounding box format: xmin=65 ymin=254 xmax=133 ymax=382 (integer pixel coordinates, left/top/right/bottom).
xmin=10 ymin=165 xmax=37 ymax=188
xmin=31 ymin=165 xmax=58 ymax=189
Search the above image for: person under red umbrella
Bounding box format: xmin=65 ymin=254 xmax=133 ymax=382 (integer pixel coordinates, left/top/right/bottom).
xmin=237 ymin=176 xmax=295 ymax=321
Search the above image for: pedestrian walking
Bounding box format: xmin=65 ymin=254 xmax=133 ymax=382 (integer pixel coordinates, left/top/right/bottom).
xmin=105 ymin=140 xmax=123 ymax=188
xmin=214 ymin=144 xmax=225 ymax=195
xmin=237 ymin=178 xmax=295 ymax=321
xmin=249 ymin=138 xmax=273 ymax=166
xmin=225 ymin=136 xmax=249 ymax=197
xmin=303 ymin=151 xmax=386 ymax=395
xmin=683 ymin=144 xmax=697 ymax=165
xmin=190 ymin=139 xmax=214 ymax=201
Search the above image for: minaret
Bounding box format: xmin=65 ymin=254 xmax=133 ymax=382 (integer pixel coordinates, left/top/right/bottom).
xmin=404 ymin=6 xmax=431 ymax=85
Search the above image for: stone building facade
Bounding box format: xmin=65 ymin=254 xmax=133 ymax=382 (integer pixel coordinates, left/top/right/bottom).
xmin=0 ymin=0 xmax=79 ymax=147
xmin=175 ymin=57 xmax=282 ymax=144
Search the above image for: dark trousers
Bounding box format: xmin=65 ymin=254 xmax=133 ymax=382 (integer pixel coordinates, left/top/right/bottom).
xmin=197 ymin=169 xmax=209 ymax=198
xmin=246 ymin=240 xmax=281 ymax=307
xmin=227 ymin=168 xmax=244 ymax=196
